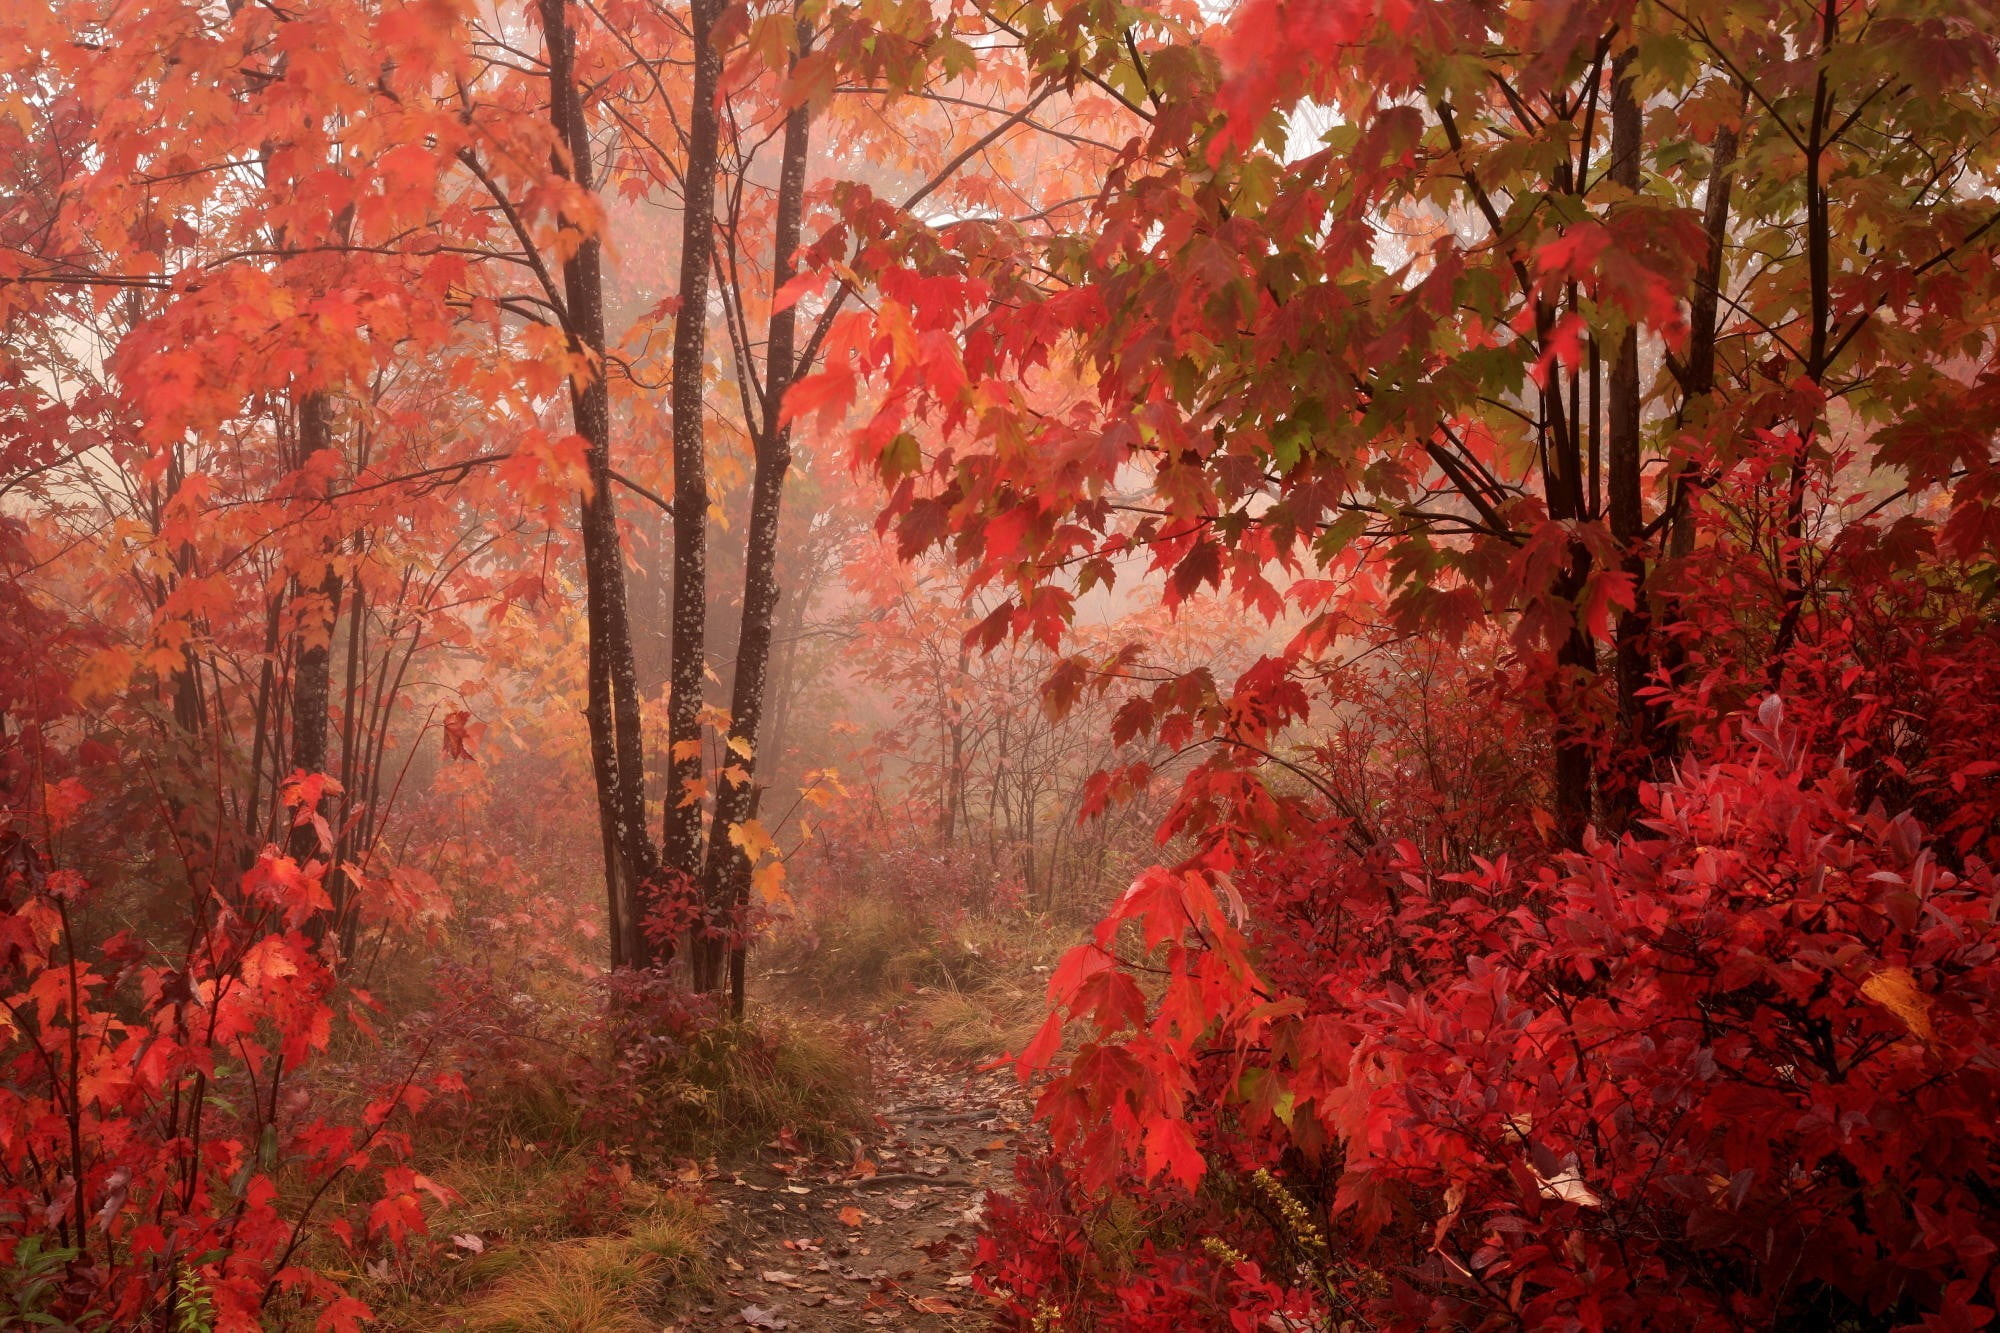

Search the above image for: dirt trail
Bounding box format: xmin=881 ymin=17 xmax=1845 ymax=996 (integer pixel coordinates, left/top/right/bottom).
xmin=677 ymin=1018 xmax=1033 ymax=1330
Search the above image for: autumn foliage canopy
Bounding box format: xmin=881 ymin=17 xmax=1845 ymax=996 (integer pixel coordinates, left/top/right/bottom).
xmin=806 ymin=0 xmax=2000 ymax=1326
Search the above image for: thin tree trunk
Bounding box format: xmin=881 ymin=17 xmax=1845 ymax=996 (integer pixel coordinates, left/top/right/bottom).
xmin=287 ymin=393 xmax=343 ymax=877
xmin=665 ymin=0 xmax=725 ymax=975
xmin=164 ymin=447 xmax=208 ymax=744
xmin=1769 ymin=18 xmax=1837 ymax=686
xmin=706 ymin=24 xmax=813 ymax=1010
xmin=1655 ymin=109 xmax=1743 ymax=756
xmin=761 ymin=581 xmax=807 ymax=789
xmin=1544 ymin=343 xmax=1595 ymax=846
xmin=1604 ymin=49 xmax=1652 ymax=828
xmin=241 ymin=591 xmax=282 ymax=846
xmin=544 ymin=0 xmax=658 ymax=969
xmin=329 ymin=566 xmax=365 ymax=944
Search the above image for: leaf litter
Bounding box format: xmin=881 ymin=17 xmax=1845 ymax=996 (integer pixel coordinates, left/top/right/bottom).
xmin=687 ymin=1015 xmax=1032 ymax=1330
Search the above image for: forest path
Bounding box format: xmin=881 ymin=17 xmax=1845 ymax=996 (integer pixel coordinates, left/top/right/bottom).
xmin=677 ymin=1015 xmax=1033 ymax=1330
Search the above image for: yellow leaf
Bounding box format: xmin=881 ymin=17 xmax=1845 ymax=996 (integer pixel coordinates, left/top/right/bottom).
xmin=1860 ymin=966 xmax=1933 ymax=1043
xmin=728 ymin=818 xmax=776 ymax=862
xmin=727 ymin=734 xmax=754 ymax=761
xmin=71 ymin=647 xmax=136 ymax=704
xmin=752 ymin=859 xmax=790 ymax=906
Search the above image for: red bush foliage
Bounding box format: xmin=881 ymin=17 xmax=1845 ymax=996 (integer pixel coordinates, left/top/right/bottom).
xmin=0 ymin=779 xmax=452 ymax=1330
xmin=987 ymin=689 xmax=2000 ymax=1330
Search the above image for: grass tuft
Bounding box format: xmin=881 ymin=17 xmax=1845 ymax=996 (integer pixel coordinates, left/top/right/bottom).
xmin=772 ymin=897 xmax=1006 ymax=997
xmin=768 ymin=898 xmax=1077 ymax=1064
xmin=909 ymin=979 xmax=1049 ymax=1063
xmin=431 ymin=1192 xmax=712 ymax=1333
xmin=658 ymin=1013 xmax=872 ymax=1156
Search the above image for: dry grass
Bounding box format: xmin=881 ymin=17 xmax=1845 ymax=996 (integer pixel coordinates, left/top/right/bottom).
xmin=707 ymin=1014 xmax=873 ymax=1153
xmin=768 ymin=899 xmax=1078 ymax=1064
xmin=352 ymin=1173 xmax=714 ymax=1332
xmin=448 ymin=1198 xmax=712 ymax=1332
xmin=606 ymin=1011 xmax=874 ymax=1158
xmin=768 ymin=896 xmax=1003 ymax=997
xmin=315 ymin=1009 xmax=871 ymax=1330
xmin=909 ymin=978 xmax=1050 ymax=1063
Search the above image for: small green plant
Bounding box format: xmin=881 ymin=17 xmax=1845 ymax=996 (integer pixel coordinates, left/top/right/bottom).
xmin=1 ymin=1234 xmax=79 ymax=1329
xmin=172 ymin=1265 xmax=216 ymax=1333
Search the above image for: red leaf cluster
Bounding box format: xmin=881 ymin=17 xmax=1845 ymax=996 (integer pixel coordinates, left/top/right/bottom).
xmin=990 ymin=688 xmax=2000 ymax=1329
xmin=1 ymin=782 xmax=448 ymax=1329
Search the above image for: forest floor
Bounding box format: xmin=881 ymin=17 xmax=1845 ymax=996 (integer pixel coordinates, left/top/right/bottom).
xmin=356 ymin=925 xmax=1058 ymax=1331
xmin=676 ymin=1014 xmax=1034 ymax=1330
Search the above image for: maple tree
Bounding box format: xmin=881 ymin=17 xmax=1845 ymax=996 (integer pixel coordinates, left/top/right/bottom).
xmin=825 ymin=0 xmax=2000 ymax=843
xmin=798 ymin=0 xmax=2000 ymax=1325
xmin=2 ymin=774 xmax=455 ymax=1329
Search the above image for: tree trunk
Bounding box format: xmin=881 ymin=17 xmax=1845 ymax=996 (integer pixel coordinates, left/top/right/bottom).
xmin=330 ymin=563 xmax=365 ymax=947
xmin=1769 ymin=41 xmax=1836 ymax=687
xmin=544 ymin=0 xmax=659 ymax=970
xmin=242 ymin=591 xmax=283 ymax=845
xmin=1540 ymin=305 xmax=1595 ymax=846
xmin=704 ymin=25 xmax=813 ymax=1010
xmin=1603 ymin=49 xmax=1653 ymax=829
xmin=760 ymin=579 xmax=808 ymax=791
xmin=287 ymin=392 xmax=342 ymax=873
xmin=1656 ymin=107 xmax=1743 ymax=758
xmin=665 ymin=0 xmax=725 ymax=976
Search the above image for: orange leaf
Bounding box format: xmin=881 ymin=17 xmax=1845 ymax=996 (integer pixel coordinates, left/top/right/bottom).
xmin=1860 ymin=966 xmax=1934 ymax=1044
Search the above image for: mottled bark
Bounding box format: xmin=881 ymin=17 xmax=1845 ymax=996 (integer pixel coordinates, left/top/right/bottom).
xmin=545 ymin=0 xmax=657 ymax=968
xmin=700 ymin=24 xmax=812 ymax=1007
xmin=663 ymin=0 xmax=725 ymax=968
xmin=287 ymin=392 xmax=343 ymax=872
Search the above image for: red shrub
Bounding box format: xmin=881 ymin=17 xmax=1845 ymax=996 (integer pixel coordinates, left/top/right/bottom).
xmin=992 ymin=696 xmax=2000 ymax=1330
xmin=1 ymin=780 xmax=450 ymax=1331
